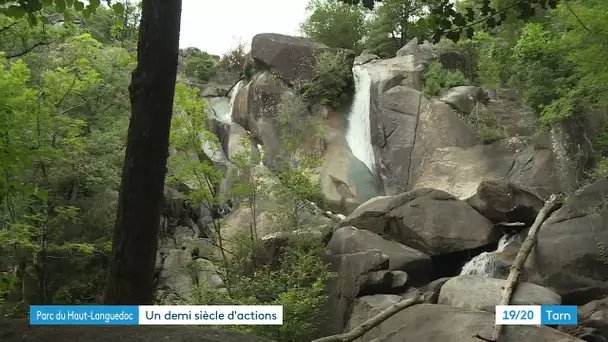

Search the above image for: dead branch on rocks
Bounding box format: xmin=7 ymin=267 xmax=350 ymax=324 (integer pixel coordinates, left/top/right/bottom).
xmin=474 ymin=193 xmax=563 ymax=342
xmin=311 ymin=291 xmax=426 ymax=342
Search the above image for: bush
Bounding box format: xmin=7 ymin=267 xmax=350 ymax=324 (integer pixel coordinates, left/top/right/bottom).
xmin=218 ymin=43 xmax=248 ymax=73
xmin=299 ymin=50 xmax=354 ymax=109
xmin=184 ymin=53 xmax=217 ymax=82
xmin=423 ymin=61 xmax=471 ymax=97
xmin=473 ymin=32 xmax=514 ymax=88
xmin=434 ymin=38 xmax=479 ymax=82
xmin=191 ymin=237 xmax=335 ymax=342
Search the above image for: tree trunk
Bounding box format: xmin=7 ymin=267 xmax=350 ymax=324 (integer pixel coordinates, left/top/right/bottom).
xmin=104 ymin=0 xmax=182 ymax=305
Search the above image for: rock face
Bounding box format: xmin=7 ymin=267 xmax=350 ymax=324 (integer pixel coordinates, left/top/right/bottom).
xmin=339 ymin=188 xmax=499 ymax=256
xmin=373 ymin=85 xmax=478 ymax=193
xmin=362 ymin=304 xmax=583 ymax=342
xmin=232 ymin=34 xmax=379 ymax=214
xmin=320 ymin=112 xmax=381 ymax=214
xmin=524 ymin=179 xmax=608 ymax=304
xmin=351 ymin=39 xmax=570 ymax=199
xmin=413 ymin=136 xmax=561 ymax=200
xmin=438 ymin=276 xmax=561 ymax=312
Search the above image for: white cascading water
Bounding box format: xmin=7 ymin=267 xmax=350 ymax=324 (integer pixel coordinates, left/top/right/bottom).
xmin=227 ymin=80 xmax=242 ymax=122
xmin=345 ymin=65 xmax=376 ymax=174
xmin=203 ymin=81 xmax=243 ymax=162
xmin=460 ymin=234 xmax=519 ymax=277
xmin=257 ymin=144 xmax=264 ymax=166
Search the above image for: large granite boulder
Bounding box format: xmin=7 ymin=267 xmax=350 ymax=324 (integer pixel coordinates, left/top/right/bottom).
xmin=438 ymin=276 xmax=561 ymax=312
xmin=363 ymin=304 xmax=582 ymax=342
xmin=413 ymin=137 xmax=561 ymax=200
xmin=524 ymin=179 xmax=608 ymax=304
xmin=327 ymin=226 xmax=432 ymax=285
xmin=466 ymin=180 xmax=546 ymax=225
xmin=338 ymin=188 xmax=499 ymax=256
xmin=250 ymin=33 xmax=353 ymax=85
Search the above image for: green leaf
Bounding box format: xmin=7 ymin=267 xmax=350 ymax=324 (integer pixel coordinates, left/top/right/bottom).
xmin=112 ymin=2 xmax=125 ymax=15
xmin=466 ymin=27 xmax=475 ymax=39
xmin=89 ymin=0 xmax=101 ymax=10
xmin=74 ymin=0 xmax=84 ymax=11
xmin=41 ymin=0 xmax=53 ymax=6
xmin=55 ymin=0 xmax=66 ymax=13
xmin=466 ymin=7 xmax=475 ymax=22
xmin=4 ymin=5 xmax=26 ymax=18
xmin=33 ymin=187 xmax=49 ymax=201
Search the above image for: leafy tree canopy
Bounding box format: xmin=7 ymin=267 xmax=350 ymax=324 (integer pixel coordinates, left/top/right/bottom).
xmin=341 ymin=0 xmax=560 ymax=42
xmin=0 ymin=0 xmax=126 ymax=26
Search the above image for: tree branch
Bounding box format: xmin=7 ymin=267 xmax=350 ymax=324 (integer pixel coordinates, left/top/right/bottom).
xmin=474 ymin=193 xmax=563 ymax=342
xmin=5 ymin=41 xmax=49 ymax=59
xmin=563 ymin=0 xmax=590 ymax=32
xmin=311 ymin=291 xmax=426 ymax=342
xmin=0 ymin=22 xmax=18 ymax=34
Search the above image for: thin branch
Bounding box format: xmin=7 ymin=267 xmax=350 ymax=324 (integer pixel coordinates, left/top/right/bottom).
xmin=563 ymin=0 xmax=590 ymax=32
xmin=0 ymin=22 xmax=18 ymax=34
xmin=312 ymin=291 xmax=426 ymax=342
xmin=474 ymin=193 xmax=563 ymax=342
xmin=5 ymin=41 xmax=49 ymax=59
xmin=440 ymin=0 xmax=524 ymax=34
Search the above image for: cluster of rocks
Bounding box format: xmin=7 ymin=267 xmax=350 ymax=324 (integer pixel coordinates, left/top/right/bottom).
xmin=160 ymin=34 xmax=608 ymax=341
xmin=319 ymin=178 xmax=608 ymax=341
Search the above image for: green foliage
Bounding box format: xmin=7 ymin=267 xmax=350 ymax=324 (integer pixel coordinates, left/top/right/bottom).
xmin=363 ymin=11 xmax=400 ymax=58
xmin=276 ymin=95 xmax=324 ymax=154
xmin=0 ymin=8 xmax=135 ymax=309
xmin=508 ymin=22 xmax=576 ymax=124
xmin=363 ymin=0 xmax=425 ymax=56
xmin=596 ymin=238 xmax=608 ymax=268
xmin=470 ymin=32 xmax=512 ymax=88
xmin=0 ymin=0 xmax=126 ymax=24
xmin=299 ymin=50 xmax=354 ymax=108
xmin=423 ymin=61 xmax=470 ymax=96
xmin=301 ymin=0 xmax=368 ymax=52
xmin=191 ymin=237 xmax=335 ymax=342
xmin=184 ymin=52 xmax=218 ymax=83
xmin=341 ymin=0 xmax=560 ymax=43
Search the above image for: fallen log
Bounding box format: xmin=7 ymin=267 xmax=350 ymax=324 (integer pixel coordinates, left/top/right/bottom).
xmin=474 ymin=193 xmax=563 ymax=342
xmin=311 ymin=291 xmax=426 ymax=342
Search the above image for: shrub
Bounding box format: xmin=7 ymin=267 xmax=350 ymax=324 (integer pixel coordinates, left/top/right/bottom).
xmin=434 ymin=38 xmax=479 ymax=82
xmin=299 ymin=50 xmax=354 ymax=109
xmin=473 ymin=32 xmax=514 ymax=88
xmin=184 ymin=53 xmax=217 ymax=82
xmin=423 ymin=61 xmax=471 ymax=97
xmin=218 ymin=43 xmax=248 ymax=73
xmin=190 ymin=236 xmax=335 ymax=342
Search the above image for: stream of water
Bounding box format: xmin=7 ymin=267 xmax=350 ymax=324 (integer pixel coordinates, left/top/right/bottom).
xmin=460 ymin=234 xmax=519 ymax=277
xmin=203 ymin=81 xmax=243 ymax=162
xmin=345 ymin=65 xmax=376 ymax=174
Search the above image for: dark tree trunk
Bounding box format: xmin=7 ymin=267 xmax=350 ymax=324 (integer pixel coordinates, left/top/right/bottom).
xmin=104 ymin=0 xmax=182 ymax=305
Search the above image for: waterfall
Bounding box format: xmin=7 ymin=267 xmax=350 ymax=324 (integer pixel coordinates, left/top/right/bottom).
xmin=227 ymin=80 xmax=242 ymax=122
xmin=257 ymin=144 xmax=264 ymax=166
xmin=460 ymin=234 xmax=519 ymax=277
xmin=203 ymin=81 xmax=243 ymax=162
xmin=345 ymin=65 xmax=375 ymax=174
